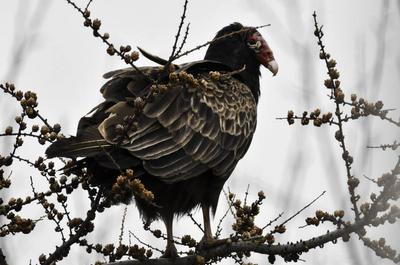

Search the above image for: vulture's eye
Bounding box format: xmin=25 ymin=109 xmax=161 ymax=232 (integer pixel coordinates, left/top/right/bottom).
xmin=247 ymin=39 xmax=262 ymax=52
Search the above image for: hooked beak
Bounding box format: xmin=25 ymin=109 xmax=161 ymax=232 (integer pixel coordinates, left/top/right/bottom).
xmin=254 ymin=34 xmax=279 ymax=76
xmin=266 ymin=60 xmax=279 ymax=76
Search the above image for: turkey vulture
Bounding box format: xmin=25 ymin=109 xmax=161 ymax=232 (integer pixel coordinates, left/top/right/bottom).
xmin=46 ymin=22 xmax=278 ymax=258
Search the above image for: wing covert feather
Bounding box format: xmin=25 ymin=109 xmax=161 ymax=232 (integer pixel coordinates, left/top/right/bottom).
xmin=98 ymin=67 xmax=257 ymax=183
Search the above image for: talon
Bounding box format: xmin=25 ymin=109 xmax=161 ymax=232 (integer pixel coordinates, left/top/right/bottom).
xmin=197 ymin=237 xmax=227 ymax=250
xmin=160 ymin=244 xmax=179 ymax=259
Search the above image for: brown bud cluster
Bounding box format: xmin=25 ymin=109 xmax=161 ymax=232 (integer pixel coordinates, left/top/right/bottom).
xmin=350 ymin=96 xmax=387 ymax=120
xmin=181 ymin=234 xmax=197 ymax=247
xmin=209 ymin=71 xmax=221 ymax=81
xmin=178 ymin=71 xmax=200 ymax=87
xmin=334 ymin=88 xmax=344 ymax=103
xmin=287 ymin=110 xmax=295 ymax=125
xmin=305 ymin=209 xmax=345 ymax=227
xmin=108 ymin=170 xmax=154 ymax=205
xmin=0 ymin=155 xmax=13 ymax=167
xmin=230 ymin=191 xmax=266 ymax=239
xmin=11 ymin=88 xmax=63 ymax=144
xmin=328 ymin=68 xmax=340 ymax=80
xmin=107 ymin=45 xmax=116 ymax=56
xmin=130 ymin=51 xmax=139 ymax=61
xmin=362 ymin=236 xmax=398 ymax=261
xmin=127 ymin=244 xmax=148 ymax=260
xmin=0 ymin=168 xmax=11 ymax=188
xmin=347 ymin=176 xmax=360 ymax=190
xmin=92 ymin=19 xmax=101 ymax=31
xmin=150 ymin=84 xmax=169 ymax=98
xmin=1 ymin=215 xmax=35 ymax=236
xmin=286 ymin=109 xmax=332 ymax=126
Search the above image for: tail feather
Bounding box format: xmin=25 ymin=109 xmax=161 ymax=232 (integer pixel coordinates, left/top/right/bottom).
xmin=46 ymin=137 xmax=112 ymax=158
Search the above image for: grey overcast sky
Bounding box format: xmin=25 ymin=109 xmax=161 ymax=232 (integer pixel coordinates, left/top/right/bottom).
xmin=0 ymin=0 xmax=399 ymax=264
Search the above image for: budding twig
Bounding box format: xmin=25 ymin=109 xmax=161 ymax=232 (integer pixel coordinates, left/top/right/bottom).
xmin=187 ymin=213 xmax=204 ymax=233
xmin=367 ymin=141 xmax=400 ymax=151
xmin=312 ymin=11 xmax=361 ymax=221
xmin=43 ymin=187 xmax=104 ymax=265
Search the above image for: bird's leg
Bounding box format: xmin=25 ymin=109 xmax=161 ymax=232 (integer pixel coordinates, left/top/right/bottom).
xmin=198 ymin=204 xmax=216 ymax=249
xmin=161 ymin=215 xmax=178 ymax=259
xmin=201 ymin=204 xmax=213 ymax=243
xmin=198 ymin=204 xmax=227 ymax=250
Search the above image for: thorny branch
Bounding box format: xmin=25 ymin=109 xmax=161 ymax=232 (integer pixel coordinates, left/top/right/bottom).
xmin=168 ymin=0 xmax=190 ymax=63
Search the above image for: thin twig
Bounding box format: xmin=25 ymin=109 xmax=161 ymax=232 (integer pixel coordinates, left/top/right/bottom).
xmin=176 ymin=23 xmax=190 ymax=57
xmin=214 ymin=199 xmax=235 ymax=238
xmin=85 ymin=0 xmax=94 ymax=10
xmin=367 ymin=141 xmax=400 ymax=151
xmin=223 ymin=189 xmax=235 ymax=216
xmin=275 ymin=116 xmax=338 ymax=126
xmin=243 ymin=184 xmax=250 ymax=206
xmin=30 ymin=176 xmax=66 ymax=242
xmin=174 ymin=24 xmax=270 ymax=60
xmin=261 ymin=212 xmax=284 ymax=231
xmin=129 ymin=231 xmax=163 ymax=254
xmin=277 ymin=191 xmax=326 ymax=229
xmin=363 ymin=175 xmax=377 ymax=184
xmin=0 ymin=132 xmax=51 ymax=142
xmin=187 ymin=213 xmax=204 ymax=233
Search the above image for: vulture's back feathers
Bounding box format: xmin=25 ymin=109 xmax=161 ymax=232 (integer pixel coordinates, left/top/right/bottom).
xmin=96 ymin=62 xmax=257 ymax=183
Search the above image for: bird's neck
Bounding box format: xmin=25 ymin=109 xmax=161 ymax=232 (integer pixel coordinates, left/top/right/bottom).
xmin=205 ymin=48 xmax=261 ymax=102
xmin=237 ymin=63 xmax=260 ymax=103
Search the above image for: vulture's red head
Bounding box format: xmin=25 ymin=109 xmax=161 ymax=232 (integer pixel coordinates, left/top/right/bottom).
xmin=246 ymin=30 xmax=278 ymax=76
xmin=205 ymin=22 xmax=278 ymax=101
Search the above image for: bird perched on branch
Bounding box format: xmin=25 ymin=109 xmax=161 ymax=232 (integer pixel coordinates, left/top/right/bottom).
xmin=46 ymin=22 xmax=278 ymax=258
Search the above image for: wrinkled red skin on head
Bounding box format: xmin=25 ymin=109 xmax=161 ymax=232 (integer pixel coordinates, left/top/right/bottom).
xmin=248 ymin=32 xmax=275 ymax=68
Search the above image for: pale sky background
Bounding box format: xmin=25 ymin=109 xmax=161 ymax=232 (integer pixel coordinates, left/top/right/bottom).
xmin=0 ymin=0 xmax=399 ymax=264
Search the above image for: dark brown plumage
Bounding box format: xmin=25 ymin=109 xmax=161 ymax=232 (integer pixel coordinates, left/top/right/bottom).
xmin=46 ymin=22 xmax=278 ymax=257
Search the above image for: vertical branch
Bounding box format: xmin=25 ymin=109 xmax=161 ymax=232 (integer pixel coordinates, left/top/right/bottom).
xmin=168 ymin=0 xmax=189 ymax=62
xmin=312 ymin=12 xmax=361 ymax=221
xmin=175 ymin=23 xmax=190 ymax=57
xmin=119 ymin=206 xmax=128 ymax=246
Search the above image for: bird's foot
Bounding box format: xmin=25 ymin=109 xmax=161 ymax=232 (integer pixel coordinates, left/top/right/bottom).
xmin=160 ymin=243 xmax=179 ymax=259
xmin=197 ymin=236 xmax=227 ymax=251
